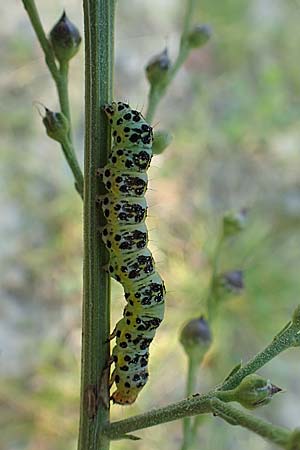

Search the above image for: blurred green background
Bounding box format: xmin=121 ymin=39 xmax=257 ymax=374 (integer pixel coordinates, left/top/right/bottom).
xmin=1 ymin=1 xmax=300 ymax=449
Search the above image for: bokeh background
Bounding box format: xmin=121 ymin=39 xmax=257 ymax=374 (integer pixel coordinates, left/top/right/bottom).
xmin=2 ymin=1 xmax=300 ymax=449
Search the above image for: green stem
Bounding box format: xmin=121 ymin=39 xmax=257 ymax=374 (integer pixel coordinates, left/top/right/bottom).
xmin=22 ymin=0 xmax=59 ymax=82
xmin=77 ymin=1 xmax=115 ymax=450
xmin=104 ymin=394 xmax=212 ymax=440
xmin=181 ymin=357 xmax=198 ymax=450
xmin=104 ymin=311 xmax=300 ymax=441
xmin=61 ymin=137 xmax=84 ymax=198
xmin=145 ymin=0 xmax=196 ymax=123
xmin=220 ymin=319 xmax=300 ymax=392
xmin=58 ymin=61 xmax=72 ymax=139
xmin=206 ymin=231 xmax=224 ymax=322
xmin=210 ymin=398 xmax=290 ymax=447
xmin=145 ymin=85 xmax=162 ymax=125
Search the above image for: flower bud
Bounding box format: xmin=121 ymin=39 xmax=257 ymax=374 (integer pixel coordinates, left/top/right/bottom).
xmin=49 ymin=11 xmax=81 ymax=63
xmin=42 ymin=108 xmax=69 ymax=143
xmin=187 ymin=24 xmax=212 ymax=49
xmin=232 ymin=374 xmax=282 ymax=409
xmin=223 ymin=209 xmax=247 ymax=237
xmin=217 ymin=270 xmax=244 ymax=295
xmin=145 ymin=48 xmax=171 ymax=86
xmin=152 ymin=130 xmax=173 ymax=155
xmin=180 ymin=316 xmax=212 ymax=362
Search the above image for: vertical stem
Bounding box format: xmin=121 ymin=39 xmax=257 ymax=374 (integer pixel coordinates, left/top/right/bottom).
xmin=181 ymin=357 xmax=198 ymax=450
xmin=78 ymin=1 xmax=115 ymax=450
xmin=58 ymin=61 xmax=72 ymax=139
xmin=206 ymin=232 xmax=223 ymax=322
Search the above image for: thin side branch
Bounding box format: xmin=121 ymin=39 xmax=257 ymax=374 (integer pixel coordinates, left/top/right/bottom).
xmin=104 ymin=394 xmax=212 ymax=440
xmin=220 ymin=317 xmax=300 ymax=392
xmin=104 ymin=310 xmax=300 ymax=443
xmin=210 ymin=398 xmax=290 ymax=447
xmin=22 ymin=0 xmax=84 ymax=198
xmin=22 ymin=0 xmax=59 ymax=81
xmin=145 ymin=0 xmax=197 ymax=123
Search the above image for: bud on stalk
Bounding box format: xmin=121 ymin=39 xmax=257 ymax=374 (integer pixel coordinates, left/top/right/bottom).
xmin=49 ymin=11 xmax=81 ymax=63
xmin=180 ymin=316 xmax=212 ymax=362
xmin=187 ymin=24 xmax=212 ymax=49
xmin=42 ymin=108 xmax=69 ymax=143
xmin=145 ymin=48 xmax=171 ymax=86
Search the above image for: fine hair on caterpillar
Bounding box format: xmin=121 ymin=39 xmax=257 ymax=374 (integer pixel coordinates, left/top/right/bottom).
xmin=99 ymin=101 xmax=166 ymax=405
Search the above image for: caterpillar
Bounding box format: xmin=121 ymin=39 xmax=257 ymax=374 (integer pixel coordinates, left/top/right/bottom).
xmin=99 ymin=101 xmax=166 ymax=405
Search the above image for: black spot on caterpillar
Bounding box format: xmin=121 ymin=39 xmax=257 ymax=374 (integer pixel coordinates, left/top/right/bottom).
xmin=100 ymin=102 xmax=166 ymax=405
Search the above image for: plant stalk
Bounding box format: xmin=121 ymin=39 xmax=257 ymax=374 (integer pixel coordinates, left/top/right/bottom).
xmin=210 ymin=398 xmax=290 ymax=447
xmin=22 ymin=0 xmax=84 ymax=198
xmin=104 ymin=312 xmax=300 ymax=441
xmin=104 ymin=394 xmax=212 ymax=440
xmin=220 ymin=319 xmax=300 ymax=392
xmin=181 ymin=357 xmax=198 ymax=450
xmin=61 ymin=137 xmax=84 ymax=198
xmin=78 ymin=1 xmax=115 ymax=450
xmin=145 ymin=0 xmax=196 ymax=123
xmin=58 ymin=61 xmax=72 ymax=139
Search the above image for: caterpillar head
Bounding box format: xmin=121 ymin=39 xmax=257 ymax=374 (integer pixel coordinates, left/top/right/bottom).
xmin=111 ymin=389 xmax=139 ymax=405
xmin=103 ymin=102 xmax=153 ymax=147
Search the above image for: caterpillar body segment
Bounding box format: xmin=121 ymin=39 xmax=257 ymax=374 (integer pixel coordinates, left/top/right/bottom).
xmin=100 ymin=195 xmax=148 ymax=226
xmin=101 ymin=223 xmax=148 ymax=255
xmin=101 ymin=101 xmax=166 ymax=405
xmin=102 ymin=169 xmax=148 ymax=197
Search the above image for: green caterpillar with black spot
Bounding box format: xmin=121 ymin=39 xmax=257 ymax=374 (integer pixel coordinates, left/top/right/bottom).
xmin=99 ymin=101 xmax=166 ymax=405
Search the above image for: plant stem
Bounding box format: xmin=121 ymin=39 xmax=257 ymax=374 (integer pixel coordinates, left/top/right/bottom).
xmin=104 ymin=394 xmax=212 ymax=440
xmin=220 ymin=318 xmax=300 ymax=392
xmin=22 ymin=0 xmax=59 ymax=82
xmin=78 ymin=1 xmax=115 ymax=450
xmin=145 ymin=0 xmax=196 ymax=123
xmin=22 ymin=0 xmax=84 ymax=198
xmin=206 ymin=231 xmax=223 ymax=322
xmin=181 ymin=357 xmax=198 ymax=450
xmin=210 ymin=398 xmax=290 ymax=447
xmin=58 ymin=61 xmax=72 ymax=139
xmin=61 ymin=137 xmax=84 ymax=198
xmin=104 ymin=311 xmax=300 ymax=441
xmin=180 ymin=231 xmax=224 ymax=449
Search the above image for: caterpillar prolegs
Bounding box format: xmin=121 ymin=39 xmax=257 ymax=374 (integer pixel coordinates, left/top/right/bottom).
xmin=100 ymin=102 xmax=166 ymax=405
